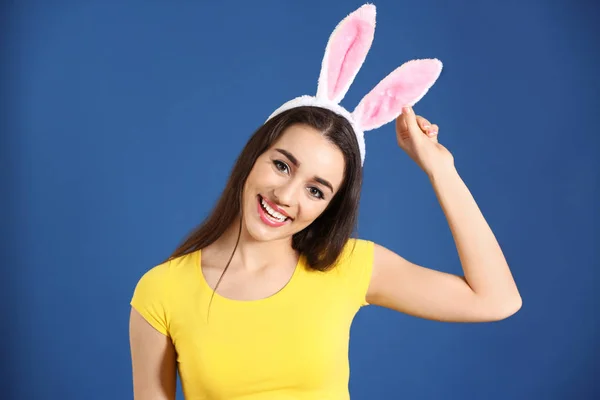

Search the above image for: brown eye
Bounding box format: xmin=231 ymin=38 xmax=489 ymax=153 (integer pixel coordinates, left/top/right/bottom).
xmin=273 ymin=160 xmax=289 ymax=174
xmin=308 ymin=187 xmax=324 ymax=199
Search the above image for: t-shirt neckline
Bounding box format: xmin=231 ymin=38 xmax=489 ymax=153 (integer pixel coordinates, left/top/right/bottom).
xmin=194 ymin=249 xmax=303 ymax=305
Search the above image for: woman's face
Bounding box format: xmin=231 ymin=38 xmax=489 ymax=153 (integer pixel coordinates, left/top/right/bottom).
xmin=242 ymin=123 xmax=346 ymax=243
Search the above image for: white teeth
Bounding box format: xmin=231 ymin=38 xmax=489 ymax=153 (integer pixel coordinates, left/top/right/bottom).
xmin=260 ymin=198 xmax=287 ymax=222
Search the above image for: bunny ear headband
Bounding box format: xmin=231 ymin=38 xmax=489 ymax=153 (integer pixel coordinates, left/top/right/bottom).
xmin=266 ymin=3 xmax=443 ymax=165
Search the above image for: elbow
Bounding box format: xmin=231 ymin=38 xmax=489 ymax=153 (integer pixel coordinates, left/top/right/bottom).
xmin=475 ymin=289 xmax=522 ymax=321
xmin=490 ymin=295 xmax=522 ymax=321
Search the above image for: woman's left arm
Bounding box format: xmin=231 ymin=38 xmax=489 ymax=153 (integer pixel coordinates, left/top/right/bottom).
xmin=366 ymin=107 xmax=522 ymax=322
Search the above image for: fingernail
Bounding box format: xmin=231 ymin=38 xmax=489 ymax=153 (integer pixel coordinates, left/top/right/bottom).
xmin=403 ymin=106 xmax=411 ymax=114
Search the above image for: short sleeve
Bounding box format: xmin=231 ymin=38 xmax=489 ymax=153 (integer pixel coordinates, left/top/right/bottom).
xmin=338 ymin=238 xmax=375 ymax=307
xmin=130 ymin=261 xmax=172 ymax=336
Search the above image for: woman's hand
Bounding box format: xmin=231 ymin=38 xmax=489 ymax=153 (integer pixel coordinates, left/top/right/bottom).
xmin=395 ymin=106 xmax=455 ymax=178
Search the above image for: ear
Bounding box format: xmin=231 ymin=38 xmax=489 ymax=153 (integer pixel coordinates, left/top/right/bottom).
xmin=352 ymin=58 xmax=443 ymax=131
xmin=316 ymin=4 xmax=376 ymax=104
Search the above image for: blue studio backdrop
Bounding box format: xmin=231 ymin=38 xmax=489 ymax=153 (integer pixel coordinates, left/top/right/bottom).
xmin=2 ymin=1 xmax=598 ymax=399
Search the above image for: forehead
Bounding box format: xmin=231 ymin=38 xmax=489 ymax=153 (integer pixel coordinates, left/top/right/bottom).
xmin=271 ymin=124 xmax=345 ymax=188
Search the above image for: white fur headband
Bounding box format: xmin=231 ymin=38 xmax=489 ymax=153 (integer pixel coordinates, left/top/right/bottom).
xmin=266 ymin=3 xmax=443 ymax=165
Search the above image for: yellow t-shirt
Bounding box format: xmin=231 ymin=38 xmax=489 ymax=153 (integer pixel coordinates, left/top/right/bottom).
xmin=130 ymin=238 xmax=374 ymax=400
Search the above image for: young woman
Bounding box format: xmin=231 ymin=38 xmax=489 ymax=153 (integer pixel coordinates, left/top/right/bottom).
xmin=129 ymin=5 xmax=521 ymax=400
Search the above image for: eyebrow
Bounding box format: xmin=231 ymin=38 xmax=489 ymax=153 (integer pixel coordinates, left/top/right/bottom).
xmin=275 ymin=148 xmax=334 ymax=193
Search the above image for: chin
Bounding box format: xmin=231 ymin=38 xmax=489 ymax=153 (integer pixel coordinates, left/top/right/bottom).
xmin=244 ymin=216 xmax=294 ymax=243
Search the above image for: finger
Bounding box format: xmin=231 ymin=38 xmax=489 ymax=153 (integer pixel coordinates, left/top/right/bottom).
xmin=416 ymin=116 xmax=431 ymax=132
xmin=426 ymin=124 xmax=439 ymax=137
xmin=401 ymin=106 xmax=422 ymax=135
xmin=395 ymin=112 xmax=411 ymax=141
xmin=427 ymin=124 xmax=439 ymax=143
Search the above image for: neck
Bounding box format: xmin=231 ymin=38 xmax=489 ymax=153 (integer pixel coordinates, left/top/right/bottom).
xmin=208 ymin=217 xmax=297 ymax=273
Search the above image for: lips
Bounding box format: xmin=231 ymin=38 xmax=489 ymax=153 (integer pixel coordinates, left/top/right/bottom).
xmin=256 ymin=195 xmax=292 ymax=228
xmin=259 ymin=195 xmax=291 ymax=219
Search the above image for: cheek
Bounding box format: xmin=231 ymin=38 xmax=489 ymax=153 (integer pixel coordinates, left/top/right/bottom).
xmin=245 ymin=164 xmax=267 ymax=191
xmin=249 ymin=162 xmax=277 ymax=187
xmin=299 ymin=199 xmax=330 ymax=222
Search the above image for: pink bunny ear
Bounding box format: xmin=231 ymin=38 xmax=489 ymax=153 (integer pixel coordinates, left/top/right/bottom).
xmin=316 ymin=4 xmax=376 ymax=104
xmin=352 ymin=58 xmax=443 ymax=131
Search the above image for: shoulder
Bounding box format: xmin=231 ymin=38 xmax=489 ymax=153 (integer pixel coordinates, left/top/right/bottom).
xmin=131 ymin=260 xmax=173 ymax=300
xmin=331 ymin=238 xmax=375 ymax=280
xmin=337 ymin=238 xmax=374 ymax=266
xmin=132 ymin=251 xmax=198 ymax=296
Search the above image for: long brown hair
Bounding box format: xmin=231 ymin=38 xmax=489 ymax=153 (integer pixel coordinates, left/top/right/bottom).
xmin=164 ymin=106 xmax=363 ymax=271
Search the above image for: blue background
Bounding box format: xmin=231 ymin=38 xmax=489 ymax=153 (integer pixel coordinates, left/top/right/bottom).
xmin=2 ymin=0 xmax=598 ymax=399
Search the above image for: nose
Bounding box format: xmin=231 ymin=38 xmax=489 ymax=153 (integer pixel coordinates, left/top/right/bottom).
xmin=272 ymin=180 xmax=299 ymax=208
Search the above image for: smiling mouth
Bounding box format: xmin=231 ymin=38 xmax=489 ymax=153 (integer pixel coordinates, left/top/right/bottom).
xmin=257 ymin=195 xmax=291 ymax=223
